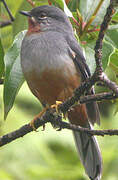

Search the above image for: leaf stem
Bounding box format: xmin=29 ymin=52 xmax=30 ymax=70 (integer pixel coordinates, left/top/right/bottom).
xmin=81 ymin=0 xmax=105 ymax=37
xmin=92 ymin=0 xmax=105 ymax=18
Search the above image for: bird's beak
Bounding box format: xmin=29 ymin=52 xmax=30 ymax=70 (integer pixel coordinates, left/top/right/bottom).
xmin=19 ymin=11 xmax=32 ymax=17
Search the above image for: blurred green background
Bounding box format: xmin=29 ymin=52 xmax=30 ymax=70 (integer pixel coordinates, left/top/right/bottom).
xmin=1 ymin=0 xmax=118 ymax=180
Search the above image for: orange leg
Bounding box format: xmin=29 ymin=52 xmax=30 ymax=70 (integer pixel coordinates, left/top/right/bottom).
xmin=30 ymin=106 xmax=49 ymax=130
xmin=30 ymin=101 xmax=68 ymax=131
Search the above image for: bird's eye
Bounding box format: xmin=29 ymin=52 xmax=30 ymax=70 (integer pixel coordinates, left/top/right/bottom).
xmin=38 ymin=13 xmax=47 ymax=20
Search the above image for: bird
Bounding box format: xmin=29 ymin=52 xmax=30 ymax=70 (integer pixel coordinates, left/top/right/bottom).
xmin=20 ymin=5 xmax=102 ymax=180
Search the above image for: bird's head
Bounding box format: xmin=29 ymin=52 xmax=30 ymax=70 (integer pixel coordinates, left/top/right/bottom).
xmin=20 ymin=5 xmax=73 ymax=34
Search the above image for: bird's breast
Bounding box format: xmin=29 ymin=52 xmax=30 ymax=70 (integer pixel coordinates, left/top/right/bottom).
xmin=21 ymin=33 xmax=81 ymax=104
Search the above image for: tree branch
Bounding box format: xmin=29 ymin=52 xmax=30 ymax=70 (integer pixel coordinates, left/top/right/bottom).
xmin=93 ymin=0 xmax=118 ymax=94
xmin=99 ymin=73 xmax=118 ymax=94
xmin=0 ymin=0 xmax=14 ymax=28
xmin=80 ymin=91 xmax=118 ymax=104
xmin=94 ymin=0 xmax=114 ymax=73
xmin=1 ymin=109 xmax=118 ymax=147
xmin=0 ymin=110 xmax=53 ymax=147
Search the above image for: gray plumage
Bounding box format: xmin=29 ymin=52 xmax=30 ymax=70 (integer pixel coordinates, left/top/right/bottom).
xmin=20 ymin=5 xmax=102 ymax=180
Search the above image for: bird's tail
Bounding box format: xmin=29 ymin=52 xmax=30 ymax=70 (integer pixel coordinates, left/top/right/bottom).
xmin=68 ymin=104 xmax=102 ymax=180
xmin=73 ymin=125 xmax=102 ymax=180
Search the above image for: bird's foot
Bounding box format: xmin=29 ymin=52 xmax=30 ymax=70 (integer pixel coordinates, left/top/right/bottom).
xmin=30 ymin=106 xmax=49 ymax=131
xmin=51 ymin=101 xmax=62 ymax=114
xmin=51 ymin=101 xmax=68 ymax=119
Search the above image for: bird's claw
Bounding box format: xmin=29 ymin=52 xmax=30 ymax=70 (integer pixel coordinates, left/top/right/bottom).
xmin=51 ymin=100 xmax=62 ymax=114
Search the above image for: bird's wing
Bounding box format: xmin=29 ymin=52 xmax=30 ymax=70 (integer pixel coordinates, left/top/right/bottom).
xmin=66 ymin=35 xmax=100 ymax=125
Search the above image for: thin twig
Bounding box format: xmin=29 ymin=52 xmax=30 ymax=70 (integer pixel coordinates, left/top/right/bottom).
xmin=80 ymin=92 xmax=118 ymax=104
xmin=99 ymin=73 xmax=118 ymax=94
xmin=1 ymin=0 xmax=14 ymax=22
xmin=0 ymin=20 xmax=12 ymax=28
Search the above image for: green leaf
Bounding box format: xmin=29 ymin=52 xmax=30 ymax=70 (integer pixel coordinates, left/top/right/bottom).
xmin=108 ymin=24 xmax=118 ymax=30
xmin=1 ymin=0 xmax=24 ymax=51
xmin=84 ymin=46 xmax=96 ymax=74
xmin=92 ymin=0 xmax=110 ymax=25
xmin=110 ymin=49 xmax=118 ymax=80
xmin=68 ymin=0 xmax=110 ymax=25
xmin=50 ymin=0 xmax=72 ymax=17
xmin=83 ymin=40 xmax=114 ymax=74
xmin=112 ymin=11 xmax=118 ymax=23
xmin=110 ymin=49 xmax=118 ymax=67
xmin=105 ymin=29 xmax=118 ymax=48
xmin=102 ymin=41 xmax=114 ymax=70
xmin=3 ymin=31 xmax=26 ymax=119
xmin=110 ymin=63 xmax=118 ymax=78
xmin=0 ymin=39 xmax=4 ymax=78
xmin=68 ymin=0 xmax=79 ymax=12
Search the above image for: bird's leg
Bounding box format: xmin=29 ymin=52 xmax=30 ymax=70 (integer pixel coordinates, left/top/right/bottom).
xmin=30 ymin=101 xmax=68 ymax=131
xmin=30 ymin=105 xmax=49 ymax=131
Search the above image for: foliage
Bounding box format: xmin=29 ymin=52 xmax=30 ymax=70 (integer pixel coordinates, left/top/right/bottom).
xmin=3 ymin=31 xmax=25 ymax=119
xmin=0 ymin=0 xmax=118 ymax=179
